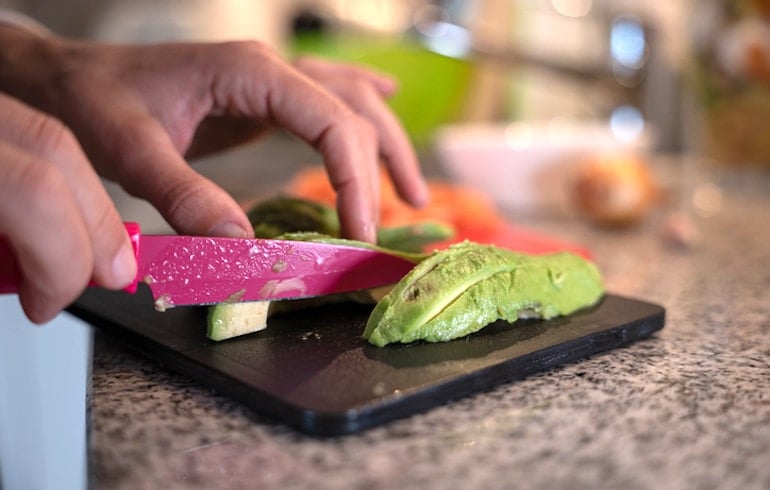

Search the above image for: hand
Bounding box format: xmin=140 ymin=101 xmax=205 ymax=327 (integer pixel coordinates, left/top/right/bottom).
xmin=292 ymin=57 xmax=429 ymax=222
xmin=0 ymin=93 xmax=136 ymax=323
xmin=0 ymin=24 xmax=429 ymax=243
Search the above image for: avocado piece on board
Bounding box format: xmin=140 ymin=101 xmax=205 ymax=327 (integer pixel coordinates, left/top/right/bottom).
xmin=362 ymin=241 xmax=604 ymax=347
xmin=207 ymin=301 xmax=274 ymax=342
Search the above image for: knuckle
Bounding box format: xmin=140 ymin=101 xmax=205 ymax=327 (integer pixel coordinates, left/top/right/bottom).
xmin=319 ymin=110 xmax=379 ymax=159
xmin=346 ymin=111 xmax=378 ymax=142
xmin=12 ymin=157 xmax=69 ymax=206
xmin=160 ymin=177 xmax=212 ymax=230
xmin=21 ymin=110 xmax=80 ymax=161
xmin=322 ymin=115 xmax=379 ymax=179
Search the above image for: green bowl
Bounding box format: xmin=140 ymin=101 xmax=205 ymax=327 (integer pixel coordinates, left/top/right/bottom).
xmin=292 ymin=32 xmax=474 ymax=147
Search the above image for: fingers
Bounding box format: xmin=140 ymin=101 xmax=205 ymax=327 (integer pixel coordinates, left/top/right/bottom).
xmin=294 ymin=57 xmax=430 ymax=209
xmin=96 ymin=108 xmax=253 ymax=239
xmin=0 ymin=143 xmax=89 ymax=323
xmin=315 ymin=113 xmax=381 ymax=242
xmin=0 ymin=95 xmax=136 ymax=292
xmin=111 ymin=43 xmax=389 ymax=242
xmin=209 ymin=42 xmax=383 ymax=241
xmin=0 ymin=96 xmax=136 ymax=323
xmin=6 ymin=40 xmax=254 ymax=240
xmin=3 ymin=38 xmax=425 ymax=245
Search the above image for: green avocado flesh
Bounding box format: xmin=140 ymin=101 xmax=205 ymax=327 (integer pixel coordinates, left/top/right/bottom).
xmin=362 ymin=241 xmax=604 ymax=347
xmin=207 ymin=196 xmax=604 ymax=347
xmin=207 ymin=301 xmax=272 ymax=342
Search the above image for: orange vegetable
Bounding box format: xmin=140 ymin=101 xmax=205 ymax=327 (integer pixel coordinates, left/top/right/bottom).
xmin=287 ymin=166 xmax=504 ymax=230
xmin=286 ymin=166 xmax=591 ymax=258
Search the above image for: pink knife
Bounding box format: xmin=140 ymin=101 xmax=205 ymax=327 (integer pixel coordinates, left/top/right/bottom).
xmin=0 ymin=222 xmax=417 ymax=310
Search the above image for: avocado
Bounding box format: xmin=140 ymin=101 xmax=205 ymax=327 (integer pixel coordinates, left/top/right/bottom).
xmin=247 ymin=195 xmax=340 ymax=238
xmin=206 ymin=301 xmax=273 ymax=341
xmin=376 ymin=221 xmax=455 ymax=253
xmin=362 ymin=241 xmax=604 ymax=347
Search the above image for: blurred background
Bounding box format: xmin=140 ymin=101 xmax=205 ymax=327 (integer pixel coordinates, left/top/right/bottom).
xmin=0 ymin=0 xmax=687 ymax=144
xmin=2 ymin=0 xmax=768 ymax=221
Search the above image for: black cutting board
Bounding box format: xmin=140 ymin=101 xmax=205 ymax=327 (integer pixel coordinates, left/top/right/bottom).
xmin=69 ymin=287 xmax=664 ymax=436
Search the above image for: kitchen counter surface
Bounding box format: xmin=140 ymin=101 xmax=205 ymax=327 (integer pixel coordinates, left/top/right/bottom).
xmin=89 ymin=142 xmax=769 ymax=490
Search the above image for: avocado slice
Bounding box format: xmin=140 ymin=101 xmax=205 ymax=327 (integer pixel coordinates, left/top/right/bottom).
xmin=362 ymin=241 xmax=604 ymax=347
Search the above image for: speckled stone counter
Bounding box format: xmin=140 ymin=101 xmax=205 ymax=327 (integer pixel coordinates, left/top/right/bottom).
xmin=90 ymin=147 xmax=770 ymax=490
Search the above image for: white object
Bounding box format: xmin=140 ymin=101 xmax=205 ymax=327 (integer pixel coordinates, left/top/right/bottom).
xmin=433 ymin=121 xmax=651 ymax=216
xmin=0 ymin=297 xmax=91 ymax=490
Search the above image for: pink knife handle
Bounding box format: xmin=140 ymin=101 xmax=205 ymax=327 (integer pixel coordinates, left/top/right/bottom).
xmin=0 ymin=222 xmax=141 ymax=295
xmin=123 ymin=222 xmax=141 ymax=294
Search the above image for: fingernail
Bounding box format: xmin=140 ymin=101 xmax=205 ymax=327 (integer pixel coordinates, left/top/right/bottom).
xmin=112 ymin=243 xmax=137 ymax=288
xmin=208 ymin=221 xmax=251 ymax=238
xmin=415 ymin=181 xmax=431 ymax=207
xmin=362 ymin=222 xmax=377 ymax=243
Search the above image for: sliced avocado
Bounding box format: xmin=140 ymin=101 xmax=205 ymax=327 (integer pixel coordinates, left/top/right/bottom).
xmin=362 ymin=241 xmax=604 ymax=347
xmin=206 ymin=301 xmax=273 ymax=341
xmin=247 ymin=195 xmax=340 ymax=238
xmin=377 ymin=221 xmax=455 ymax=253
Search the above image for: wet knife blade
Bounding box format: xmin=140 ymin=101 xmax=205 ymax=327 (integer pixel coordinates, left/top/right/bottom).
xmin=0 ymin=222 xmax=417 ymax=309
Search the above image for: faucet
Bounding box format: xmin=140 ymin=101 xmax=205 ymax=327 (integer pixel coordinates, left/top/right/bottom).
xmin=412 ymin=0 xmax=682 ymax=151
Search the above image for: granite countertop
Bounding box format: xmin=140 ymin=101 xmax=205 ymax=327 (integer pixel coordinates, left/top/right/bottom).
xmin=90 ymin=145 xmax=770 ymax=490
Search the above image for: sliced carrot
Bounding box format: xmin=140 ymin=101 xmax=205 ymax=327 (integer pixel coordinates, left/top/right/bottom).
xmin=286 ymin=166 xmax=504 ymax=227
xmin=285 ymin=166 xmax=591 ymax=258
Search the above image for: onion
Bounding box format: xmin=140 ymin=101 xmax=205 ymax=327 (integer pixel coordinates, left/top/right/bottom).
xmin=572 ymin=153 xmax=659 ymax=227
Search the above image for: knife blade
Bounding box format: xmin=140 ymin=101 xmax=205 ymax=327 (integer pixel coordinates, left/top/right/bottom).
xmin=0 ymin=222 xmax=417 ymax=310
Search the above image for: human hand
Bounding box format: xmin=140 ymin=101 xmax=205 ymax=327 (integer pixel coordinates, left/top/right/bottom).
xmin=291 ymin=57 xmax=429 ymax=222
xmin=0 ymin=93 xmax=136 ymax=323
xmin=0 ymin=24 xmax=428 ymax=242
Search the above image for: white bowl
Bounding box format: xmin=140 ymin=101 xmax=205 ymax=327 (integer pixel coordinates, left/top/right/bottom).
xmin=433 ymin=121 xmax=651 ymax=216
